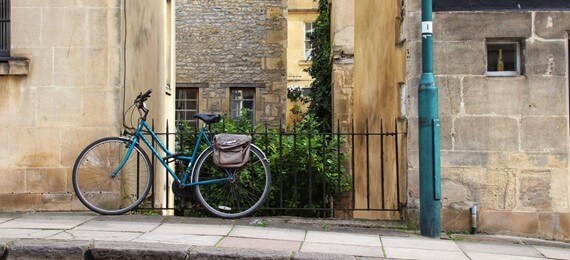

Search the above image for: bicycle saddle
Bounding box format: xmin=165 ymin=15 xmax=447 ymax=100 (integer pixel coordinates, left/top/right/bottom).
xmin=193 ymin=113 xmax=222 ymax=124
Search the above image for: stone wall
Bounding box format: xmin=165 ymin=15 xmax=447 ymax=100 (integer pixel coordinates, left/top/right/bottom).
xmin=406 ymin=0 xmax=570 ymax=240
xmin=0 ymin=1 xmax=123 ymax=211
xmin=176 ymin=0 xmax=287 ymax=125
xmin=0 ymin=0 xmax=174 ymax=212
xmin=331 ymin=0 xmax=354 ymax=132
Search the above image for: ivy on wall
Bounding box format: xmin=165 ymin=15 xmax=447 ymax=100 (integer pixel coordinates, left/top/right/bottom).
xmin=305 ymin=0 xmax=332 ymax=132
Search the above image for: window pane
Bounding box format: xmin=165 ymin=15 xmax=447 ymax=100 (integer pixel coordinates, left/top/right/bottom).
xmin=243 ymin=101 xmax=254 ymax=110
xmin=186 ymin=101 xmax=197 ymax=109
xmin=487 ymin=42 xmax=518 ymax=73
xmin=175 ymin=87 xmax=199 ymax=127
xmin=243 ymin=90 xmax=255 ymax=100
xmin=230 ymin=88 xmax=256 ymax=122
xmin=302 ymin=87 xmax=311 ymax=97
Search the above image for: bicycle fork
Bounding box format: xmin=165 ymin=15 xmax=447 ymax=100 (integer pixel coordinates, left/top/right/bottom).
xmin=110 ymin=136 xmax=139 ymax=178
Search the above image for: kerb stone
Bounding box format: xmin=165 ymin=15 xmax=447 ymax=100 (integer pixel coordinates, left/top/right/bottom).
xmin=6 ymin=239 xmax=91 ymax=260
xmin=189 ymin=246 xmax=292 ymax=260
xmin=88 ymin=241 xmax=191 ymax=260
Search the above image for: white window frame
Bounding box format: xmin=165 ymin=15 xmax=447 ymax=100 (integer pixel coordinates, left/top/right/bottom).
xmin=230 ymin=88 xmax=256 ymax=123
xmin=175 ymin=87 xmax=199 ymax=127
xmin=485 ymin=41 xmax=521 ymax=77
xmin=304 ymin=22 xmax=314 ymax=60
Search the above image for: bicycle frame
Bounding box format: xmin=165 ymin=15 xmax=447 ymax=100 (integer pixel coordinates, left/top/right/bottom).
xmin=112 ymin=119 xmax=232 ymax=188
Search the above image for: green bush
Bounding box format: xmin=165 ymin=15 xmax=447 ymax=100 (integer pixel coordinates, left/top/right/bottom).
xmin=174 ymin=113 xmax=350 ymax=217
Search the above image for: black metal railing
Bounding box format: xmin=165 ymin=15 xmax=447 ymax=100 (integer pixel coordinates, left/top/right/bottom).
xmin=0 ymin=0 xmax=9 ymax=61
xmin=140 ymin=118 xmax=407 ymax=218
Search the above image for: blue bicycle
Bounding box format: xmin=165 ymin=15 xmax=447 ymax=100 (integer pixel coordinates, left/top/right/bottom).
xmin=72 ymin=89 xmax=271 ymax=218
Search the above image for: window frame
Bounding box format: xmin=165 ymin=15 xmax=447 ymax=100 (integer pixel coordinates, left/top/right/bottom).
xmin=230 ymin=88 xmax=256 ymax=123
xmin=304 ymin=22 xmax=314 ymax=61
xmin=175 ymin=87 xmax=199 ymax=128
xmin=485 ymin=41 xmax=521 ymax=77
xmin=0 ymin=0 xmax=10 ymax=62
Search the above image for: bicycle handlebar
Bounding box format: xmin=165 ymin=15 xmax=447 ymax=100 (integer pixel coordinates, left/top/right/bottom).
xmin=134 ymin=89 xmax=153 ymax=106
xmin=133 ymin=89 xmax=152 ymax=120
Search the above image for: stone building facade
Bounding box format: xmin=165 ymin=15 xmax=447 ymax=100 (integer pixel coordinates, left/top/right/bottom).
xmin=405 ymin=0 xmax=570 ymax=240
xmin=176 ymin=0 xmax=287 ymax=126
xmin=329 ymin=0 xmax=570 ymax=240
xmin=0 ymin=0 xmax=175 ymax=212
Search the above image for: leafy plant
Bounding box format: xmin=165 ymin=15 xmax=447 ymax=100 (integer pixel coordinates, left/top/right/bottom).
xmin=304 ymin=0 xmax=332 ymax=132
xmin=174 ymin=112 xmax=350 ymax=217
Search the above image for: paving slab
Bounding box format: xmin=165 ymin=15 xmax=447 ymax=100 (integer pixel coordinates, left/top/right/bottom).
xmin=384 ymin=247 xmax=470 ymax=260
xmin=534 ymin=246 xmax=570 ymax=260
xmin=229 ymin=225 xmax=306 ymax=241
xmin=73 ymin=220 xmax=159 ymax=232
xmin=49 ymin=230 xmax=142 ymax=242
xmin=466 ymin=252 xmax=545 ymax=260
xmin=0 ymin=228 xmax=63 ymax=239
xmin=381 ymin=236 xmax=461 ymax=251
xmin=457 ymin=241 xmax=544 ymax=258
xmin=134 ymin=232 xmax=222 ymax=246
xmin=292 ymin=251 xmax=357 ymax=260
xmin=301 ymin=242 xmax=384 ymax=258
xmin=151 ymin=223 xmax=232 ymax=236
xmin=93 ymin=214 xmax=164 ymax=223
xmin=305 ymin=230 xmax=381 ymax=247
xmin=0 ymin=218 xmax=12 ymax=224
xmin=218 ymin=237 xmax=301 ymax=252
xmin=0 ymin=214 xmax=96 ymax=230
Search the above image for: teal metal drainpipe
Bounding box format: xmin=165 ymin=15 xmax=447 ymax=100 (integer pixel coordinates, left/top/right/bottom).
xmin=418 ymin=0 xmax=441 ymax=238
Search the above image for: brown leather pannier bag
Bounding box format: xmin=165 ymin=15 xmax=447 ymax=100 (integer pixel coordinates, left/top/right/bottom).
xmin=213 ymin=134 xmax=252 ymax=169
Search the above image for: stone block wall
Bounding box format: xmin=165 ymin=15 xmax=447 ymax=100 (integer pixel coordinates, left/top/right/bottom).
xmin=0 ymin=0 xmax=173 ymax=212
xmin=0 ymin=1 xmax=123 ymax=211
xmin=176 ymin=0 xmax=287 ymax=124
xmin=406 ymin=0 xmax=570 ymax=241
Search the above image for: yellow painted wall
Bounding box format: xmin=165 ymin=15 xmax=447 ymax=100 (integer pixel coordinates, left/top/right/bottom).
xmin=352 ymin=0 xmax=406 ymax=219
xmin=286 ymin=1 xmax=317 ymax=124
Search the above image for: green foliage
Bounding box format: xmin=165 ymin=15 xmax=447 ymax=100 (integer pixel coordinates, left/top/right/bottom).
xmin=260 ymin=115 xmax=350 ymax=216
xmin=174 ymin=112 xmax=350 ymax=217
xmin=305 ymin=0 xmax=332 ymax=132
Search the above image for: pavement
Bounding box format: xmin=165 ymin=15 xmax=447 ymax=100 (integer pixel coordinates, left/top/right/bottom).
xmin=0 ymin=212 xmax=569 ymax=259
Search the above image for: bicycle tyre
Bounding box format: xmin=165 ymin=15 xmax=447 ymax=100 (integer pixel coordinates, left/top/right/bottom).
xmin=192 ymin=145 xmax=271 ymax=218
xmin=72 ymin=137 xmax=153 ymax=215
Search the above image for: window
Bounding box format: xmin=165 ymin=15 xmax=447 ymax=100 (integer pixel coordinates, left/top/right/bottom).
xmin=0 ymin=0 xmax=10 ymax=61
xmin=175 ymin=88 xmax=199 ymax=128
xmin=486 ymin=41 xmax=521 ymax=77
xmin=304 ymin=22 xmax=314 ymax=60
xmin=230 ymin=88 xmax=255 ymax=122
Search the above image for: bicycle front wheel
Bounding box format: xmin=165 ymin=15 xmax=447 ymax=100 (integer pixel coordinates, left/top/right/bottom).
xmin=72 ymin=137 xmax=153 ymax=215
xmin=192 ymin=145 xmax=271 ymax=218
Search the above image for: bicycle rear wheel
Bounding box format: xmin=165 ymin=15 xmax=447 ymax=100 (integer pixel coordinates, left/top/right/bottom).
xmin=72 ymin=137 xmax=153 ymax=215
xmin=192 ymin=145 xmax=271 ymax=218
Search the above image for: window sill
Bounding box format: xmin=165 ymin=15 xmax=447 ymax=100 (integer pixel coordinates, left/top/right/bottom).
xmin=0 ymin=57 xmax=30 ymax=76
xmin=299 ymin=60 xmax=312 ymax=66
xmin=485 ymin=71 xmax=521 ymax=77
